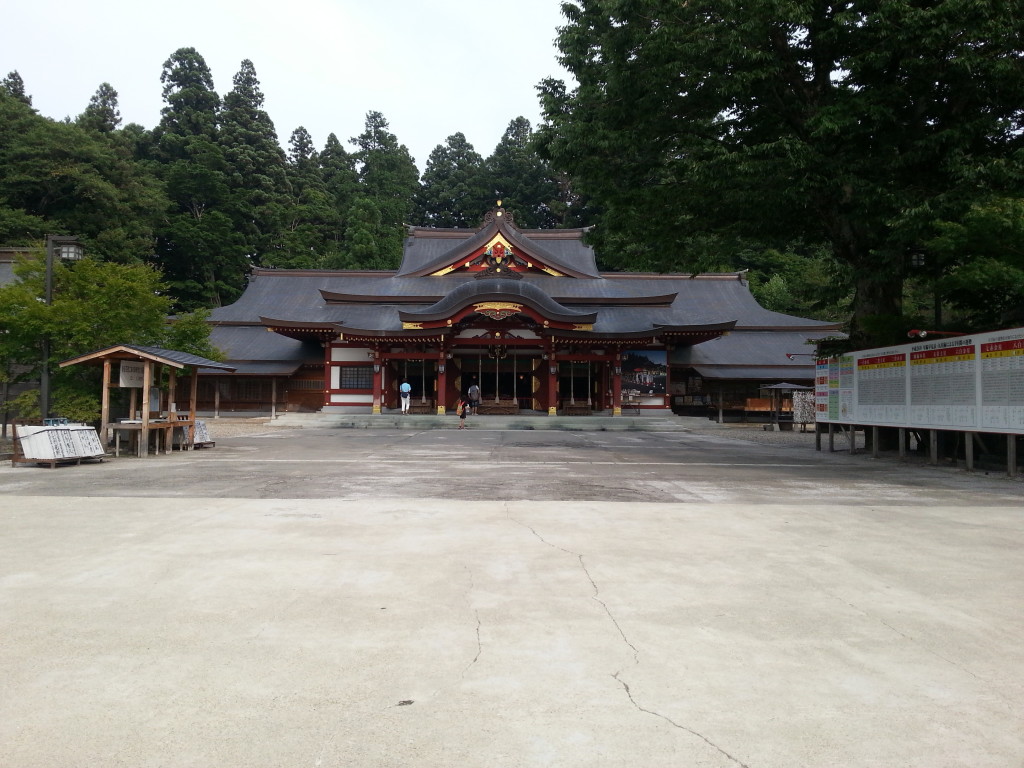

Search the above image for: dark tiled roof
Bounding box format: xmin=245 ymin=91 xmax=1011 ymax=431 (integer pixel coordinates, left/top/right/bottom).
xmin=400 ymin=278 xmax=597 ymax=324
xmin=205 ymin=325 xmax=323 ymax=376
xmin=210 ymin=271 xmax=842 ymax=337
xmin=396 ymin=218 xmax=600 ymax=278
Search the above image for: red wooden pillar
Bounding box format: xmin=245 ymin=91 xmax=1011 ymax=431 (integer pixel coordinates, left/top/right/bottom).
xmin=546 ymin=352 xmax=558 ymax=416
xmin=322 ymin=342 xmax=332 ymax=409
xmin=437 ymin=350 xmax=448 ymax=415
xmin=371 ymin=350 xmax=383 ymax=415
xmin=612 ymin=352 xmax=623 ymax=416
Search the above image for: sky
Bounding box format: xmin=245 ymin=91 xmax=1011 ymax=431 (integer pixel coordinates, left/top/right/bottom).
xmin=3 ymin=0 xmax=572 ymax=172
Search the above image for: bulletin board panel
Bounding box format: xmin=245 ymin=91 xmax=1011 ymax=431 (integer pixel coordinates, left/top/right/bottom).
xmin=816 ymin=327 xmax=1024 ymax=434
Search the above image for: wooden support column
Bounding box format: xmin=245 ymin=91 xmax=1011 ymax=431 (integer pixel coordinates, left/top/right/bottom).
xmin=929 ymin=429 xmax=939 ymax=465
xmin=546 ymin=352 xmax=558 ymax=416
xmin=100 ymin=359 xmax=112 ymax=445
xmin=964 ymin=431 xmax=974 ymax=471
xmin=1009 ymin=435 xmax=1018 ymax=478
xmin=141 ymin=361 xmax=152 ymax=457
xmin=371 ymin=352 xmax=383 ymax=415
xmin=828 ymin=423 xmax=835 ymax=452
xmin=271 ymin=378 xmax=277 ymax=420
xmin=872 ymin=426 xmax=879 ymax=458
xmin=188 ymin=369 xmax=199 ymax=449
xmin=611 ymin=356 xmax=623 ymax=417
xmin=898 ymin=428 xmax=906 ymax=460
xmin=437 ymin=352 xmax=448 ymax=415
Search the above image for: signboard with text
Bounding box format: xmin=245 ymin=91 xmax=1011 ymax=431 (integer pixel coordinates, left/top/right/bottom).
xmin=816 ymin=327 xmax=1024 ymax=434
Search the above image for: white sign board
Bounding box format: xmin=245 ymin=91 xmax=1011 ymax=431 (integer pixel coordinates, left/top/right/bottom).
xmin=119 ymin=361 xmax=145 ymax=388
xmin=817 ymin=327 xmax=1024 ymax=434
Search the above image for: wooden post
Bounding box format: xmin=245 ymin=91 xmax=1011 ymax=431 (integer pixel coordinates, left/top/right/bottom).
xmin=141 ymin=361 xmax=152 ymax=457
xmin=437 ymin=353 xmax=448 ymax=415
xmin=100 ymin=359 xmax=112 ymax=446
xmin=929 ymin=429 xmax=939 ymax=465
xmin=611 ymin=358 xmax=622 ymax=416
xmin=899 ymin=428 xmax=906 ymax=460
xmin=372 ymin=355 xmax=383 ymax=415
xmin=828 ymin=423 xmax=835 ymax=452
xmin=271 ymin=378 xmax=277 ymax=419
xmin=872 ymin=426 xmax=879 ymax=458
xmin=717 ymin=390 xmax=724 ymax=424
xmin=188 ymin=369 xmax=199 ymax=449
xmin=547 ymin=354 xmax=558 ymax=416
xmin=1009 ymin=435 xmax=1018 ymax=478
xmin=965 ymin=431 xmax=974 ymax=471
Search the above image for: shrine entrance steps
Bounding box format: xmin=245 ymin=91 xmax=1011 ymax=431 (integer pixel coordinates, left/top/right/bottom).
xmin=272 ymin=412 xmax=691 ymax=432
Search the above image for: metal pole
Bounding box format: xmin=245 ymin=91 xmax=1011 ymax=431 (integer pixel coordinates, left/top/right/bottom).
xmin=39 ymin=235 xmax=55 ymax=421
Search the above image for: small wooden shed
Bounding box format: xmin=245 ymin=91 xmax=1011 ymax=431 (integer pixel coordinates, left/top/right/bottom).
xmin=60 ymin=345 xmax=235 ymax=456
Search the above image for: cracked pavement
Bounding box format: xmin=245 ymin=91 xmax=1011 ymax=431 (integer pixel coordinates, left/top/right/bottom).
xmin=2 ymin=426 xmax=1022 ymax=767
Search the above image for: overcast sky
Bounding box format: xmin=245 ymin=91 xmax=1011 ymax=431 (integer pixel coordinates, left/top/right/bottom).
xmin=3 ymin=0 xmax=572 ymax=172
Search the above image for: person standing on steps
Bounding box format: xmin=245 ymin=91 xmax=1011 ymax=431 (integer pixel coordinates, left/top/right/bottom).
xmin=400 ymin=379 xmax=412 ymax=414
xmin=468 ymin=379 xmax=481 ymax=416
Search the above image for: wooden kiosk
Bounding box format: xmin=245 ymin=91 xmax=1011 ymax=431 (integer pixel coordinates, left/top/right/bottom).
xmin=60 ymin=345 xmax=235 ymax=457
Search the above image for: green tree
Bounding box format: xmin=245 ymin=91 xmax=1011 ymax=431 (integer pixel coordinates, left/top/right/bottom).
xmin=415 ymin=132 xmax=488 ymax=227
xmin=485 ymin=117 xmax=561 ymax=229
xmin=927 ymin=198 xmax=1024 ymax=330
xmin=350 ymin=111 xmax=419 ymax=267
xmin=341 ymin=197 xmax=386 ymax=268
xmin=76 ymin=82 xmax=122 ymax=134
xmin=539 ymin=0 xmax=1024 ymax=346
xmin=1 ymin=71 xmax=32 ymax=105
xmin=0 ymin=89 xmax=165 ymax=262
xmin=219 ymin=59 xmax=291 ymax=264
xmin=151 ymin=48 xmax=247 ymax=309
xmin=0 ymin=251 xmax=179 ymax=421
xmin=262 ymin=126 xmax=341 ymax=268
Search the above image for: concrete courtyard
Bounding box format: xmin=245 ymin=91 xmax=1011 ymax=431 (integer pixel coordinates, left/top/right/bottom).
xmin=2 ymin=421 xmax=1022 ymax=767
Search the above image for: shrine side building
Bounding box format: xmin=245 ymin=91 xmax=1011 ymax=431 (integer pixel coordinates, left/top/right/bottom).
xmin=201 ymin=207 xmax=842 ymax=416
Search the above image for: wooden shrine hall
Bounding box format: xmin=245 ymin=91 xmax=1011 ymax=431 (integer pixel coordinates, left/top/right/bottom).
xmin=202 ymin=205 xmax=841 ymax=416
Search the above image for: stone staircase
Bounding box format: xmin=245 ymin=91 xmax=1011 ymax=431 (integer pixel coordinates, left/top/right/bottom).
xmin=270 ymin=411 xmax=693 ymax=432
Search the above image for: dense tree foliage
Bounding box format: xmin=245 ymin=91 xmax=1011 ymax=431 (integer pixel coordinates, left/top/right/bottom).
xmin=539 ymin=0 xmax=1024 ymax=344
xmin=0 ymin=252 xmax=202 ymax=421
xmin=6 ymin=22 xmax=1017 ymax=357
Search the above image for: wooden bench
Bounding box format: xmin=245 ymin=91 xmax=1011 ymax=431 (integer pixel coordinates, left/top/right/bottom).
xmin=563 ymin=402 xmax=592 ymax=416
xmin=477 ymin=399 xmax=520 ymax=415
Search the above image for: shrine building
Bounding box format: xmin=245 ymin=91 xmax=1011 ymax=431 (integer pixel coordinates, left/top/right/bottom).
xmin=201 ymin=206 xmax=842 ymax=416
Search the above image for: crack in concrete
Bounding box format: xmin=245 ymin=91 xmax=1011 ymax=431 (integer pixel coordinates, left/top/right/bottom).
xmin=462 ymin=567 xmax=482 ymax=677
xmin=506 ymin=505 xmax=639 ymax=664
xmin=463 ymin=609 xmax=483 ymax=676
xmin=809 ymin=576 xmax=993 ymax=687
xmin=613 ymin=673 xmax=752 ymax=768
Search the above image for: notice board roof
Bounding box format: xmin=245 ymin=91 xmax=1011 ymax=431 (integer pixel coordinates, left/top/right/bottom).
xmin=59 ymin=345 xmax=236 ymax=371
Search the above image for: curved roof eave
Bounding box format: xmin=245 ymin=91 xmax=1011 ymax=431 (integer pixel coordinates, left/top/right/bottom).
xmin=399 ymin=278 xmax=598 ymax=324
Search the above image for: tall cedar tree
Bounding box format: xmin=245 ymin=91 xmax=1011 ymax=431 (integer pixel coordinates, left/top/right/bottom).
xmin=272 ymin=126 xmax=340 ymax=268
xmin=152 ymin=47 xmax=247 ymax=310
xmin=220 ymin=60 xmax=291 ymax=266
xmin=485 ymin=117 xmax=561 ymax=229
xmin=350 ymin=111 xmax=419 ymax=268
xmin=319 ymin=133 xmax=360 ymax=261
xmin=415 ymin=133 xmax=489 ymax=228
xmin=539 ymin=0 xmax=1024 ymax=345
xmin=0 ymin=87 xmax=164 ymax=260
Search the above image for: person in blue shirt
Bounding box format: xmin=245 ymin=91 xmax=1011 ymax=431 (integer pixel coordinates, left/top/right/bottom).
xmin=400 ymin=379 xmax=412 ymax=413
